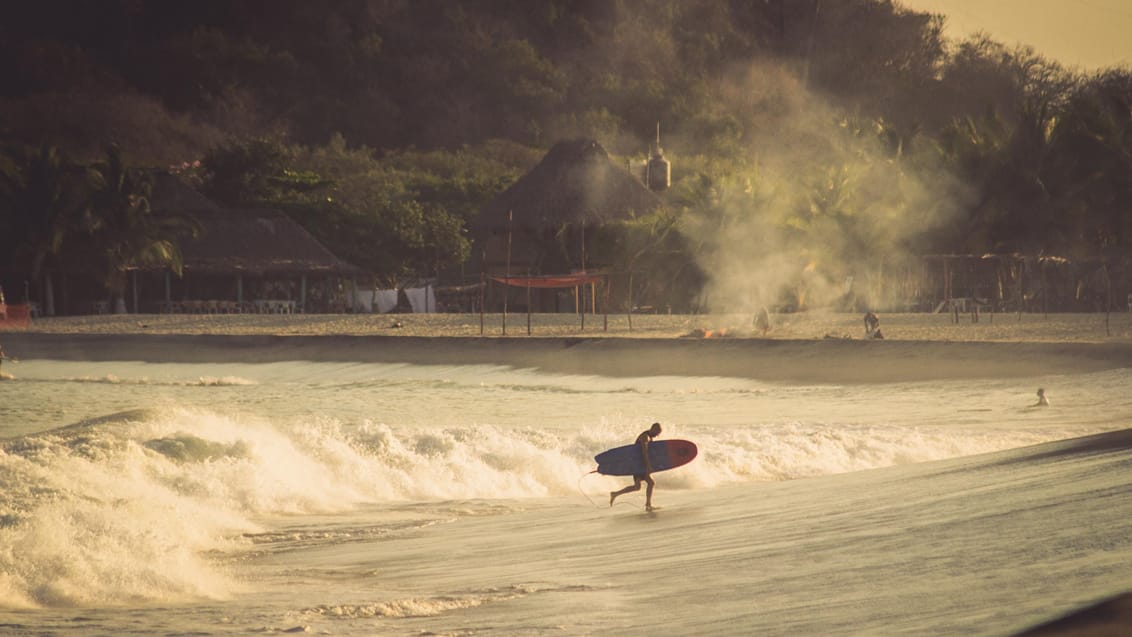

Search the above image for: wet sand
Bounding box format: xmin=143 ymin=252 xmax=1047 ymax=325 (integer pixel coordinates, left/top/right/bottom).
xmin=3 ymin=311 xmax=1132 ymax=384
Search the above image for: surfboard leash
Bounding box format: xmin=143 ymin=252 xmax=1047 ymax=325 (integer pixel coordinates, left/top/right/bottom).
xmin=577 ymin=470 xmax=602 ymax=508
xmin=578 ymin=470 xmax=646 ymax=511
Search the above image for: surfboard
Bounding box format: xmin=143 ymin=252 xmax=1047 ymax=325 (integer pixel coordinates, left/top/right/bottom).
xmin=594 ymin=439 xmax=698 ymax=476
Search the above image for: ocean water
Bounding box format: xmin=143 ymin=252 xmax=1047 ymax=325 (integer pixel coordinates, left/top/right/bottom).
xmin=1 ymin=355 xmax=1130 ymax=635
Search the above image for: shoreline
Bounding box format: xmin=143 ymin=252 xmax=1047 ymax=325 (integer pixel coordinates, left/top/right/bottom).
xmin=7 ymin=310 xmax=1132 ymax=341
xmin=6 ymin=330 xmax=1132 ymax=384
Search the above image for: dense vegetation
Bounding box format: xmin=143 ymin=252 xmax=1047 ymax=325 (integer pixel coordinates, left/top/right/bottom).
xmin=1 ymin=0 xmax=1130 ymax=311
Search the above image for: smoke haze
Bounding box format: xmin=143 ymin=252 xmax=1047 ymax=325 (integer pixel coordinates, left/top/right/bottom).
xmin=674 ymin=61 xmax=967 ymax=316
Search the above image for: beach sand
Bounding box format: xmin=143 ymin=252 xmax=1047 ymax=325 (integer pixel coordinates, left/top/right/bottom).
xmin=8 ymin=309 xmax=1132 ymax=342
xmin=4 ymin=311 xmax=1132 ymax=384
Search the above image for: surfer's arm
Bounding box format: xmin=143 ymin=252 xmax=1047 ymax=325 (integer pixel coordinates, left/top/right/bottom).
xmin=639 ymin=439 xmax=653 ymax=474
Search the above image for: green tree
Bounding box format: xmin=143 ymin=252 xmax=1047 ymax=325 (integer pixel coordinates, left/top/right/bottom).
xmin=80 ymin=145 xmax=198 ymax=309
xmin=933 ymin=112 xmax=1013 ymax=254
xmin=932 ymin=41 xmax=1077 ymax=255
xmin=0 ymin=144 xmax=79 ymax=280
xmin=291 ymin=135 xmax=474 ymax=285
xmin=1047 ymin=69 xmax=1132 ymax=256
xmin=201 ymin=137 xmax=304 ymax=206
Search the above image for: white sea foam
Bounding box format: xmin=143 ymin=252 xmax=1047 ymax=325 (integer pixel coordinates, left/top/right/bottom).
xmin=46 ymin=374 xmax=257 ymax=386
xmin=304 ymin=585 xmax=533 ymax=619
xmin=1 ymin=355 xmax=1129 ymax=635
xmin=0 ymin=399 xmax=1092 ymax=610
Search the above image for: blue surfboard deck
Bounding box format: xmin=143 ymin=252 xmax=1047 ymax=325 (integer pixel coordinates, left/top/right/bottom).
xmin=594 ymin=439 xmax=698 ymax=476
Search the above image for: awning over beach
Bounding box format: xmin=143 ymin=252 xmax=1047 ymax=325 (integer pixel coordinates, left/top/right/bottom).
xmin=484 ymin=272 xmax=612 ymax=336
xmin=490 ymin=274 xmax=604 ymax=289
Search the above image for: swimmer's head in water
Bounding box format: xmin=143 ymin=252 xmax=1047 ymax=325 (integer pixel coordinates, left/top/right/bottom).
xmin=1037 ymin=388 xmax=1045 ymax=396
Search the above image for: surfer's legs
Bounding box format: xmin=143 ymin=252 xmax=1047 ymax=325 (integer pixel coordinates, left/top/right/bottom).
xmin=610 ymin=479 xmax=644 ymax=506
xmin=644 ymin=476 xmax=655 ymax=510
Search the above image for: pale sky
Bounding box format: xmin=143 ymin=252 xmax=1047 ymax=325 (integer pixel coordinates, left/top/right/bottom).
xmin=896 ymin=0 xmax=1132 ymax=70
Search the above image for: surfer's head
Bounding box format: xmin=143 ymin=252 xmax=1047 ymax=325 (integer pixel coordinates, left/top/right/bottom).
xmin=1037 ymin=388 xmax=1045 ymax=397
xmin=649 ymin=422 xmax=662 ymax=437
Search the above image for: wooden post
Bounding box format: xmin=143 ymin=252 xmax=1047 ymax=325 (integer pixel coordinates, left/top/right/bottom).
xmin=580 ymin=223 xmax=586 ymax=333
xmin=503 ymin=210 xmax=512 ymax=336
xmin=627 ymin=271 xmax=634 ymax=333
xmin=526 ymin=273 xmax=532 ymax=336
xmin=580 ymin=222 xmax=586 ymax=275
xmin=943 ymin=258 xmax=951 ymax=308
xmin=44 ymin=273 xmax=55 ymax=316
xmin=1017 ymin=258 xmax=1023 ymax=322
xmin=1105 ymin=262 xmax=1112 ymax=337
xmin=914 ymin=256 xmax=923 ymax=312
xmin=603 ymin=274 xmax=610 ymax=332
xmin=300 ymin=275 xmax=307 ymax=314
xmin=580 ymin=285 xmax=585 ymax=332
xmin=479 ymin=272 xmax=485 ymax=336
xmin=1041 ymin=258 xmax=1048 ymax=319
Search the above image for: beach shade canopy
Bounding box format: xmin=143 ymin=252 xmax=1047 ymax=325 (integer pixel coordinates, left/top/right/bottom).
xmin=474 ymin=138 xmax=662 ymax=232
xmin=490 ymin=273 xmax=604 ymax=288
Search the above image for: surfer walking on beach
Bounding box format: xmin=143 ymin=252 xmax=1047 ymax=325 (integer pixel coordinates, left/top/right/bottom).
xmin=610 ymin=422 xmax=662 ymax=511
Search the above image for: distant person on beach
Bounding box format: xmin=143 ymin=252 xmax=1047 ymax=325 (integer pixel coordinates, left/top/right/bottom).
xmin=610 ymin=422 xmax=662 ymax=511
xmin=1034 ymin=388 xmax=1049 ymax=407
xmin=754 ymin=306 xmax=771 ymax=335
xmin=0 ymin=341 xmax=8 ymax=376
xmin=864 ymin=311 xmax=882 ymax=339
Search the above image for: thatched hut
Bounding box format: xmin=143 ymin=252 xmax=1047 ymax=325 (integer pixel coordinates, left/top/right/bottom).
xmin=476 ymin=138 xmax=661 ymax=233
xmin=473 ymin=138 xmax=662 ymax=312
xmin=122 ymin=174 xmax=363 ymax=314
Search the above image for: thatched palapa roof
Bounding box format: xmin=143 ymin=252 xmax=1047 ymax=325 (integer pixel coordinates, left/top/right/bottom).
xmin=148 ymin=173 xmax=360 ymax=276
xmin=178 ymin=210 xmax=361 ymax=275
xmin=476 ymin=138 xmax=662 ymax=231
xmin=149 ymin=172 xmax=221 ymax=214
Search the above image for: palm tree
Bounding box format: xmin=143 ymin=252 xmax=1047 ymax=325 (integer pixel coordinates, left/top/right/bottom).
xmin=0 ymin=144 xmax=84 ymax=313
xmin=933 ymin=112 xmax=1017 ymax=254
xmin=81 ymin=145 xmax=198 ymax=312
xmin=1047 ymin=70 xmax=1132 ymax=257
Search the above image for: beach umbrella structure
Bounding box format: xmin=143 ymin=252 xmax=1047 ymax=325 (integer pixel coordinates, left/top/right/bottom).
xmin=475 ymin=138 xmax=662 ymax=234
xmin=473 ymin=138 xmax=662 ymax=321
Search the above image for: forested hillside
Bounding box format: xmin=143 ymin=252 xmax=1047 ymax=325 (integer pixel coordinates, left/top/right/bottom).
xmin=2 ymin=0 xmax=1130 ymax=311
